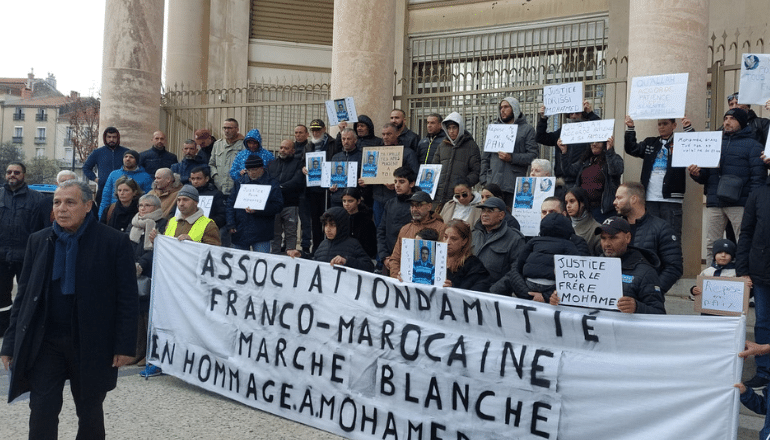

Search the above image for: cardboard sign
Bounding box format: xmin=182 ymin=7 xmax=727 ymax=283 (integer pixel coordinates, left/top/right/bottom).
xmin=739 ymin=53 xmax=770 ymax=105
xmin=400 ymin=238 xmax=447 ymax=286
xmin=628 ymin=73 xmax=689 ymax=120
xmin=417 ymin=164 xmax=441 ymax=199
xmin=483 ymin=124 xmax=519 ymax=153
xmin=233 ymin=184 xmax=271 ymax=210
xmin=511 ymin=177 xmax=556 ymax=236
xmin=694 ymin=275 xmax=750 ymax=316
xmin=554 ymin=255 xmax=623 ymax=311
xmin=305 ymin=152 xmax=325 ymax=187
xmin=543 ymin=82 xmax=583 ymax=116
xmin=175 ymin=195 xmax=213 ymax=218
xmin=671 ymin=132 xmax=722 ymax=167
xmin=321 ymin=161 xmax=358 ymax=188
xmin=360 ymin=146 xmax=404 ymax=184
xmin=325 ymin=97 xmax=358 ymax=125
xmin=559 ymin=119 xmax=615 ymax=144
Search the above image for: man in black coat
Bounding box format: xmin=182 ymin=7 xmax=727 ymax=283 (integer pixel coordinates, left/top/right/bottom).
xmin=417 ymin=113 xmax=446 ymax=164
xmin=1 ymin=180 xmax=138 ymax=438
xmin=268 ymin=139 xmax=305 ymax=253
xmin=391 ymin=108 xmax=420 ymax=153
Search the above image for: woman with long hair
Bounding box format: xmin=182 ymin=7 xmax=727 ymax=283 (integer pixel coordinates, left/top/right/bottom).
xmin=442 ymin=219 xmax=491 ymax=291
xmin=102 ymin=176 xmax=143 ymax=232
xmin=564 ymin=187 xmax=602 ymax=256
xmin=558 ymin=137 xmax=623 ymax=222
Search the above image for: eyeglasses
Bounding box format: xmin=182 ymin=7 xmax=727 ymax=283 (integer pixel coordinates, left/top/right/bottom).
xmin=5 ymin=170 xmax=21 ymax=175
xmin=454 ymin=192 xmax=469 ymax=199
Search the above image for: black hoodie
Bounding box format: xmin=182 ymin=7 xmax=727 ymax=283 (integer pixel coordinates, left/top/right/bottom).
xmin=312 ymin=207 xmax=374 ymax=272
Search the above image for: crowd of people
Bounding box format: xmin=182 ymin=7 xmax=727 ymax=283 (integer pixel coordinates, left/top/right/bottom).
xmin=2 ymin=91 xmax=770 ymax=437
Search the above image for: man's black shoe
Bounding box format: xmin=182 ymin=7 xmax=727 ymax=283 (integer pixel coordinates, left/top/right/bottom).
xmin=744 ymin=375 xmax=770 ymax=389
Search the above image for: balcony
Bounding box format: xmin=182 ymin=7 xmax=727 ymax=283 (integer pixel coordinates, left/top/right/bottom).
xmin=34 ymin=137 xmax=47 ymax=144
xmin=13 ymin=113 xmax=24 ymax=121
xmin=36 ymin=113 xmax=47 ymax=121
xmin=63 ymin=138 xmax=72 ymax=146
xmin=12 ymin=136 xmax=22 ymax=144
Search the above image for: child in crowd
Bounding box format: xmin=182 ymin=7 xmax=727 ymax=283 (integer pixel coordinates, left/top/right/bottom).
xmin=689 ymin=238 xmax=743 ymax=301
xmin=288 ymin=207 xmax=373 ymax=272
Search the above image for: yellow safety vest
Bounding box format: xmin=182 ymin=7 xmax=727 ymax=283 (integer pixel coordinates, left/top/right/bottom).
xmin=165 ymin=216 xmax=214 ymax=243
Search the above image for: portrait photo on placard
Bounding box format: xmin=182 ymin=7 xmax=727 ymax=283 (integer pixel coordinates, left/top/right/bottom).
xmin=362 ymin=151 xmax=379 ymax=178
xmin=514 ymin=177 xmax=535 ymax=209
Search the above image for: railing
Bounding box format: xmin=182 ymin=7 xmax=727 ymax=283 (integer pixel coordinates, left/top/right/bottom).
xmin=13 ymin=113 xmax=24 ymax=121
xmin=36 ymin=113 xmax=47 ymax=122
xmin=12 ymin=136 xmax=22 ymax=144
xmin=34 ymin=137 xmax=46 ymax=144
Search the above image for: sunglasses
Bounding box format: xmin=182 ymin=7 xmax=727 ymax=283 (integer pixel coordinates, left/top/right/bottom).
xmin=727 ymin=93 xmax=739 ymax=102
xmin=454 ymin=192 xmax=469 ymax=199
xmin=6 ymin=170 xmax=21 ymax=175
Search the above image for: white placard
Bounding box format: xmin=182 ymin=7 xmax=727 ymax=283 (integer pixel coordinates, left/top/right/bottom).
xmin=325 ymin=97 xmax=358 ymax=126
xmin=698 ymin=276 xmax=749 ymax=314
xmin=554 ymin=255 xmax=623 ymax=311
xmin=511 ymin=177 xmax=556 ymax=236
xmin=321 ymin=161 xmax=358 ymax=188
xmin=233 ymin=184 xmax=271 ymax=210
xmin=305 ymin=152 xmax=325 ymax=187
xmin=627 ymin=73 xmax=689 ymax=120
xmin=175 ymin=195 xmax=213 ymax=218
xmin=416 ymin=164 xmax=441 ymax=200
xmin=739 ymin=53 xmax=770 ymax=105
xmin=483 ymin=124 xmax=519 ymax=153
xmin=672 ymin=132 xmax=722 ymax=167
xmin=559 ymin=119 xmax=615 ymax=144
xmin=543 ymin=82 xmax=583 ymax=116
xmin=150 ymin=237 xmax=746 ymax=440
xmin=400 ymin=238 xmax=447 ymax=286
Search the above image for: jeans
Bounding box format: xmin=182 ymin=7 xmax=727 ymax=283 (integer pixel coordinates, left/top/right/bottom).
xmin=271 ymin=206 xmax=299 ymax=253
xmin=754 ymin=283 xmax=770 ymax=380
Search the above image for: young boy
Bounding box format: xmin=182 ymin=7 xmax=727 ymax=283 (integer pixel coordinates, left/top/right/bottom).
xmin=288 ymin=207 xmax=373 ymax=272
xmin=690 ymin=238 xmax=741 ymax=300
xmin=376 ymin=167 xmax=416 ymax=273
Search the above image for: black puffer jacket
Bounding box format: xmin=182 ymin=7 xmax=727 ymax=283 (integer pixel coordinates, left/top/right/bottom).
xmin=628 ymin=213 xmax=682 ymax=293
xmin=0 ymin=183 xmax=45 ymax=262
xmin=350 ymin=205 xmax=377 ymax=258
xmin=376 ymin=192 xmax=413 ymax=260
xmin=418 ymin=131 xmax=447 ymax=164
xmin=614 ymin=246 xmax=666 ymax=314
xmin=520 ymin=213 xmax=580 ymax=280
xmin=267 ymin=153 xmax=305 ymax=207
xmin=398 ymin=127 xmax=420 ymax=153
xmin=226 ymin=171 xmax=284 ymax=245
xmin=196 ymin=181 xmax=227 ymax=228
xmin=313 ymin=207 xmax=374 ymax=272
xmin=689 ymin=126 xmax=765 ymax=207
xmin=747 ymin=109 xmax=770 ymax=146
xmin=737 ymin=176 xmax=770 ymax=285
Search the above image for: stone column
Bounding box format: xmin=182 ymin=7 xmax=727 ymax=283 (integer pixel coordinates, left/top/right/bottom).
xmin=207 ymin=0 xmax=250 ymax=89
xmin=166 ymin=0 xmax=210 ymax=89
xmin=99 ymin=0 xmax=164 ymax=152
xmin=331 ymin=0 xmax=396 ymax=133
xmin=626 ymin=0 xmax=709 ymax=277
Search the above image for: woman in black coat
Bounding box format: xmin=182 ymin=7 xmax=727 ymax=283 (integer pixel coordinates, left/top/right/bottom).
xmin=442 ymin=219 xmax=491 ymax=291
xmin=341 ymin=187 xmax=377 ymax=259
xmin=102 ymin=175 xmax=143 ymax=232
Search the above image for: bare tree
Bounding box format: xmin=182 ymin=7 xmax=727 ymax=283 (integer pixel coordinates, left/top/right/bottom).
xmin=64 ymin=96 xmax=100 ymax=164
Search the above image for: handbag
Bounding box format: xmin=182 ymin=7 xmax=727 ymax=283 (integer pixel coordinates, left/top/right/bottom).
xmin=716 ymin=174 xmax=743 ymax=204
xmin=137 ymin=275 xmax=152 ymax=298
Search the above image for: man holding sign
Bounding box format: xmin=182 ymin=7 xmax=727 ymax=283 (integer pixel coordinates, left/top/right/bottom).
xmin=480 ymin=97 xmax=538 ymax=207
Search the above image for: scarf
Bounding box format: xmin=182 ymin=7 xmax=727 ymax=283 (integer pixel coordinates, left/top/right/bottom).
xmin=711 ymin=260 xmax=736 ymax=277
xmin=52 ymin=213 xmax=94 ymax=295
xmin=129 ymin=208 xmax=164 ymax=250
xmin=571 ymin=210 xmax=589 ymax=227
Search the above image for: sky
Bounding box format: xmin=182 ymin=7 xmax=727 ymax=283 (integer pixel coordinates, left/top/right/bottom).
xmin=3 ymin=1 xmax=106 ymax=97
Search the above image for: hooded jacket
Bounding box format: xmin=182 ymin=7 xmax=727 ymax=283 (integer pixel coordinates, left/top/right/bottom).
xmin=471 ymin=214 xmax=526 ymax=284
xmin=432 ymin=112 xmax=481 ymax=204
xmin=226 ymin=170 xmax=284 ymax=245
xmin=353 ymin=115 xmax=384 ymax=148
xmin=480 ymin=100 xmax=539 ymax=193
xmin=737 ymin=176 xmax=770 ymax=286
xmin=82 ymin=129 xmax=129 ymax=189
xmin=208 ymin=131 xmax=245 ymax=195
xmin=312 ymin=207 xmax=374 ymax=272
xmin=229 ymin=129 xmax=276 ymax=182
xmin=98 ymin=166 xmax=154 ymax=219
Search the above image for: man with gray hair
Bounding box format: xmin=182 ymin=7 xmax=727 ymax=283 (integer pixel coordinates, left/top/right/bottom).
xmin=56 ymin=170 xmax=78 ymax=184
xmin=149 ymin=168 xmax=182 ymax=219
xmin=480 ymin=97 xmax=538 ymax=208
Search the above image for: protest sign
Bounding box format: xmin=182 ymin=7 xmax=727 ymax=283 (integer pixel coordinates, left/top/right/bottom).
xmin=672 ymin=131 xmax=722 ymax=167
xmin=400 ymin=238 xmax=447 ymax=286
xmin=554 ymin=255 xmax=623 ymax=311
xmin=305 ymin=152 xmax=325 ymax=187
xmin=739 ymin=53 xmax=770 ymax=105
xmin=325 ymin=97 xmax=358 ymax=125
xmin=417 ymin=164 xmax=441 ymax=200
xmin=483 ymin=124 xmax=519 ymax=153
xmin=360 ymin=146 xmax=403 ymax=184
xmin=695 ymin=275 xmax=750 ymax=316
xmin=150 ymin=237 xmax=745 ymax=440
xmin=512 ymin=177 xmax=555 ymax=236
xmin=559 ymin=119 xmax=615 ymax=144
xmin=175 ymin=195 xmax=212 ymax=218
xmin=321 ymin=161 xmax=358 ymax=188
xmin=233 ymin=184 xmax=271 ymax=210
xmin=543 ymin=82 xmax=583 ymax=116
xmin=628 ymin=73 xmax=688 ymax=119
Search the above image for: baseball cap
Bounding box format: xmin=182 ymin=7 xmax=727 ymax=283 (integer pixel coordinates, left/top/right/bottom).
xmin=594 ymin=216 xmax=631 ymax=235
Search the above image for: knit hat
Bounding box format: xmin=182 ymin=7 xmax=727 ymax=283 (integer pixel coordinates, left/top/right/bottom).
xmin=712 ymin=238 xmax=736 ymax=259
xmin=245 ymin=155 xmax=264 ymax=169
xmin=124 ymin=150 xmax=140 ymax=162
xmin=724 ymin=108 xmax=749 ymax=129
xmin=177 ymin=184 xmax=199 ymax=202
xmin=194 ymin=129 xmax=212 ymax=141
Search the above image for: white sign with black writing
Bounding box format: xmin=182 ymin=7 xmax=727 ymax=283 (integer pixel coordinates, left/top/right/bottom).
xmin=321 ymin=161 xmax=358 ymax=188
xmin=325 ymin=97 xmax=358 ymax=125
xmin=543 ymin=82 xmax=583 ymax=116
xmin=695 ymin=275 xmax=750 ymax=316
xmin=483 ymin=124 xmax=519 ymax=153
xmin=233 ymin=184 xmax=271 ymax=210
xmin=554 ymin=255 xmax=623 ymax=311
xmin=175 ymin=195 xmax=213 ymax=218
xmin=511 ymin=176 xmax=556 ymax=236
xmin=400 ymin=238 xmax=447 ymax=286
xmin=672 ymin=132 xmax=722 ymax=167
xmin=628 ymin=73 xmax=689 ymax=120
xmin=416 ymin=164 xmax=441 ymax=200
xmin=305 ymin=152 xmax=325 ymax=187
xmin=150 ymin=237 xmax=745 ymax=440
xmin=739 ymin=53 xmax=770 ymax=105
xmin=559 ymin=119 xmax=615 ymax=144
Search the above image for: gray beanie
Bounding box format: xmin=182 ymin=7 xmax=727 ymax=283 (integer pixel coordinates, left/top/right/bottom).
xmin=177 ymin=184 xmax=199 ymax=202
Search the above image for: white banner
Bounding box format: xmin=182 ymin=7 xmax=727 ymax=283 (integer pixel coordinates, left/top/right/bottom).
xmin=543 ymin=82 xmax=583 ymax=116
xmin=559 ymin=119 xmax=615 ymax=144
xmin=672 ymin=131 xmax=722 ymax=168
xmin=739 ymin=54 xmax=770 ymax=105
xmin=628 ymin=73 xmax=689 ymax=119
xmin=150 ymin=237 xmax=744 ymax=440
